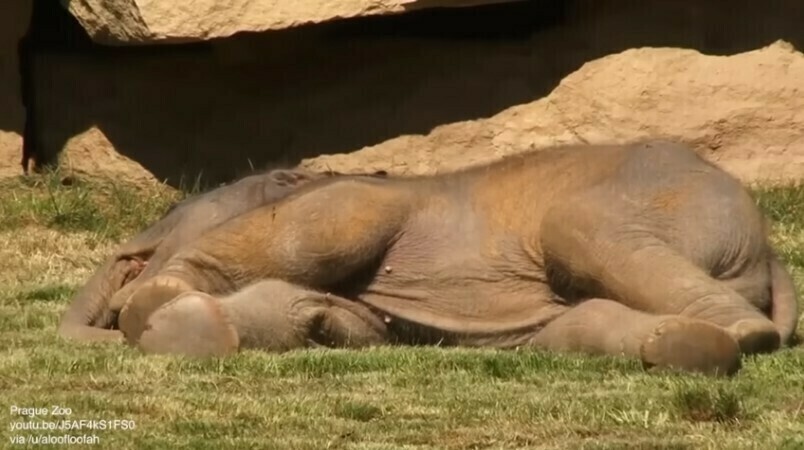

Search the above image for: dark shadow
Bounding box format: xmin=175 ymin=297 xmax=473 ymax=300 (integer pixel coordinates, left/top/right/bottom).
xmin=0 ymin=2 xmax=33 ymax=172
xmin=19 ymin=0 xmax=98 ymax=172
xmin=24 ymin=0 xmax=804 ymax=187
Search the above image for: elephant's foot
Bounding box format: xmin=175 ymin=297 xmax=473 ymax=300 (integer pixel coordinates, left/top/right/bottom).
xmin=139 ymin=292 xmax=239 ymax=357
xmin=727 ymin=319 xmax=781 ymax=355
xmin=641 ymin=318 xmax=741 ymax=376
xmin=119 ymin=275 xmax=193 ymax=345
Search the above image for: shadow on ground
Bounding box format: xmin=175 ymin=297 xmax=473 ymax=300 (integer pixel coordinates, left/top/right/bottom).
xmin=16 ymin=0 xmax=804 ymax=187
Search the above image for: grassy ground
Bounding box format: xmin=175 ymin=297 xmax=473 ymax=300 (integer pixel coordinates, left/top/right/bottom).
xmin=0 ymin=172 xmax=802 ymax=449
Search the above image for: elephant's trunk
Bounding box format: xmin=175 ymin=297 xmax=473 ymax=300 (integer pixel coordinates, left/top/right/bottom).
xmin=769 ymin=254 xmax=799 ymax=346
xmin=58 ymin=255 xmax=143 ymax=342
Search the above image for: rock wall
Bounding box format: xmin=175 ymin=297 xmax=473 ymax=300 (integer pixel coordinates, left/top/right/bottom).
xmin=64 ymin=0 xmax=516 ymax=44
xmin=8 ymin=0 xmax=804 ymax=186
xmin=0 ymin=1 xmax=32 ymax=178
xmin=303 ymin=42 xmax=804 ymax=184
xmin=26 ymin=0 xmax=570 ymax=186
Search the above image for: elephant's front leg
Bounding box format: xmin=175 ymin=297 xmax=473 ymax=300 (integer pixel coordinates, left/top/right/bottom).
xmin=117 ymin=179 xmax=411 ymax=345
xmin=137 ymin=280 xmax=389 ymax=357
xmin=530 ymin=299 xmax=742 ymax=376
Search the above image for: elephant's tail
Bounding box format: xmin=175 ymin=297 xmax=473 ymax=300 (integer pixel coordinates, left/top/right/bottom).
xmin=769 ymin=254 xmax=800 ymax=346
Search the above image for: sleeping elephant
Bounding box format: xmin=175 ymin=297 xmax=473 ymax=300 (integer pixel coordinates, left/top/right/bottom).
xmin=106 ymin=140 xmax=799 ymax=376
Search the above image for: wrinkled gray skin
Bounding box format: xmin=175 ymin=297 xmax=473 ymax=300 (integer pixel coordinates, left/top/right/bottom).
xmin=98 ymin=141 xmax=799 ymax=376
xmin=57 ymin=168 xmax=349 ymax=342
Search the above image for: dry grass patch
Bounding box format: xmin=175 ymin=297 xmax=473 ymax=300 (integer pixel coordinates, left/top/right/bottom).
xmin=0 ymin=173 xmax=802 ymax=449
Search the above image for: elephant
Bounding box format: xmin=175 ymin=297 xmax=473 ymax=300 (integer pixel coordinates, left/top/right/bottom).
xmin=90 ymin=141 xmax=800 ymax=376
xmin=58 ymin=167 xmax=387 ymax=343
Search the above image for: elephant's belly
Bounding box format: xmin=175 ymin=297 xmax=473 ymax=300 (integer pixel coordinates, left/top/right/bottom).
xmin=357 ymin=212 xmax=565 ymax=345
xmin=357 ymin=278 xmax=567 ymax=347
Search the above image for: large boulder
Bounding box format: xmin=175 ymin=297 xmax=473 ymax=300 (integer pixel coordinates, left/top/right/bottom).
xmin=62 ymin=0 xmax=515 ymax=44
xmin=301 ymin=41 xmax=804 ymax=184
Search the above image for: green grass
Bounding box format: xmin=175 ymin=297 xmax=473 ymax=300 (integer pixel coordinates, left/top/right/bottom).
xmin=1 ymin=173 xmax=803 ymax=449
xmin=0 ymin=171 xmax=181 ymax=240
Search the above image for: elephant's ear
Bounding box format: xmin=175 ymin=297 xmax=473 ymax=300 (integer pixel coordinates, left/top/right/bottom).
xmin=267 ymin=169 xmax=318 ymax=187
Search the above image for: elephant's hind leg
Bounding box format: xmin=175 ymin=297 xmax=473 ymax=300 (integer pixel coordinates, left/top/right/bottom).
xmin=138 ymin=280 xmax=389 ymax=357
xmin=531 ymin=299 xmax=741 ymax=376
xmin=541 ymin=198 xmax=780 ymax=356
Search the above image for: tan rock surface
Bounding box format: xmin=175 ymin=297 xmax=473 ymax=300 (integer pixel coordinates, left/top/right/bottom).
xmin=58 ymin=127 xmax=161 ymax=186
xmin=63 ymin=0 xmax=515 ymax=44
xmin=2 ymin=125 xmax=161 ymax=187
xmin=301 ymin=41 xmax=804 ymax=184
